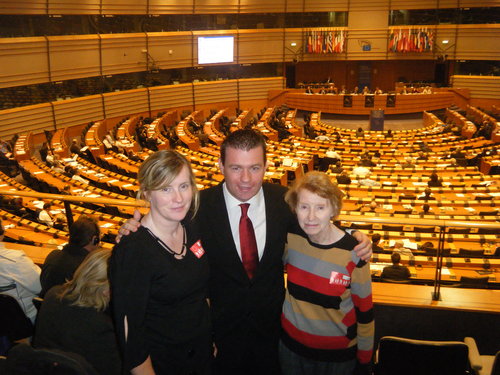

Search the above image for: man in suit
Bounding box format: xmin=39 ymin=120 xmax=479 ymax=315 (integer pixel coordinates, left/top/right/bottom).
xmin=118 ymin=129 xmax=372 ymax=374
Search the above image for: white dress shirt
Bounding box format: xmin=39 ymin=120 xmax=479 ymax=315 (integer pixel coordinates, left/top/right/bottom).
xmin=222 ymin=183 xmax=267 ymax=261
xmin=0 ymin=242 xmax=41 ymax=323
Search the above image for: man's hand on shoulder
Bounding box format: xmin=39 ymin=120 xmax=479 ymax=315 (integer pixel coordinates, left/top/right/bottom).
xmin=115 ymin=209 xmax=142 ymax=243
xmin=352 ymin=230 xmax=373 ymax=261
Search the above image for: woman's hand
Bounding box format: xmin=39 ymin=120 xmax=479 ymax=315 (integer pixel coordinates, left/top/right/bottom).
xmin=352 ymin=231 xmax=373 ymax=261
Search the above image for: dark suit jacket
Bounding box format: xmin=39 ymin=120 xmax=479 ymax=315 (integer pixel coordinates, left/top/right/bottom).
xmin=381 ymin=264 xmax=411 ymax=281
xmin=198 ymin=182 xmax=295 ymax=372
xmin=39 ymin=243 xmax=89 ymax=297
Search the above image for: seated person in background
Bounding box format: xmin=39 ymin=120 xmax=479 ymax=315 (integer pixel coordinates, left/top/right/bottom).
xmin=38 ymin=202 xmax=54 ymax=227
xmin=336 ymin=171 xmax=352 ymax=185
xmin=34 ymin=248 xmax=121 ymax=375
xmin=421 ymin=203 xmax=432 ymax=215
xmin=359 ymin=177 xmax=381 ymax=187
xmin=0 ymin=220 xmax=41 ymax=324
xmin=69 ymin=139 xmax=82 ymax=156
xmin=392 ymin=240 xmax=414 ymax=257
xmin=428 ymin=171 xmax=443 ymax=187
xmin=416 ymin=151 xmax=428 ymax=160
xmin=374 ymin=87 xmax=383 ymax=95
xmin=40 ymin=215 xmax=100 ymax=297
xmin=381 ymin=252 xmax=411 ymax=281
xmin=71 ymin=168 xmax=89 ymax=184
xmin=330 ymin=161 xmax=344 ymax=174
xmin=371 ymin=233 xmax=384 ymax=253
xmin=359 ymin=200 xmax=379 ymax=213
xmin=418 ymin=188 xmax=436 ymax=200
xmin=45 ymin=150 xmax=55 ymax=167
xmin=401 ymin=157 xmax=415 ymax=169
xmin=325 ymin=147 xmax=341 ymax=161
xmin=355 ymin=127 xmax=365 ymax=137
xmin=420 ymin=241 xmax=436 ymax=256
xmin=352 ymin=164 xmax=371 ymax=178
xmin=362 ymin=86 xmax=370 ymax=95
xmin=51 ymin=159 xmax=65 ymax=174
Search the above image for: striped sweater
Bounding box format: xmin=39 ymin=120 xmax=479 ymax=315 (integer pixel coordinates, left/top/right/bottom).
xmin=281 ymin=229 xmax=374 ymax=364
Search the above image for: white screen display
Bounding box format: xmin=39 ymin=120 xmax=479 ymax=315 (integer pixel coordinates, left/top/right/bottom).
xmin=198 ymin=36 xmax=234 ymax=64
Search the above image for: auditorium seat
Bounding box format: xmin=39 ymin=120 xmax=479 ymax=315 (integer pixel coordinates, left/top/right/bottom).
xmin=459 ymin=276 xmax=490 ymax=289
xmin=465 ymin=337 xmax=500 ymax=375
xmin=375 ymin=336 xmax=472 ymax=375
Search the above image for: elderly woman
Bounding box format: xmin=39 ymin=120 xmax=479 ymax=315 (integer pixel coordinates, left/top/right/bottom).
xmin=34 ymin=248 xmax=121 ymax=375
xmin=280 ymin=171 xmax=374 ymax=375
xmin=110 ymin=150 xmax=211 ymax=375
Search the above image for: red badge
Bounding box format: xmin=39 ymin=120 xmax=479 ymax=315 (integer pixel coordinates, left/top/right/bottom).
xmin=190 ymin=240 xmax=205 ymax=258
xmin=329 ymin=271 xmax=350 ymax=286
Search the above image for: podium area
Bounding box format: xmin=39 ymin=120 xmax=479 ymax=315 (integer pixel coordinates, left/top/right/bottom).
xmin=285 ymin=92 xmax=454 ymax=115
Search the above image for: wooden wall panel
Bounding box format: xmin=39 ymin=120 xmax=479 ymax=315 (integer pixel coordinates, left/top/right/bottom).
xmin=0 ymin=103 xmax=53 ymax=139
xmin=193 ymin=80 xmax=238 ymax=105
xmin=238 ymin=30 xmax=284 ymax=64
xmin=148 ymin=32 xmax=193 ymax=70
xmin=48 ymin=35 xmax=101 ymax=81
xmin=304 ymin=0 xmax=348 ymax=12
xmin=100 ymin=34 xmax=147 ymax=75
xmin=101 ymin=0 xmax=147 ymax=14
xmin=451 ymin=75 xmax=500 ymax=100
xmin=194 ymin=0 xmax=239 ymax=14
xmin=0 ymin=0 xmax=46 ymax=14
xmin=346 ymin=28 xmax=390 ymax=60
xmin=0 ymin=37 xmax=49 ymax=88
xmin=459 ymin=1 xmax=499 ymax=7
xmin=149 ymin=83 xmax=194 ymax=112
xmin=389 ymin=0 xmax=437 ymax=9
xmin=148 ymin=0 xmax=193 ymax=14
xmin=1 ymin=0 xmax=499 ymax=15
xmin=284 ymin=29 xmax=304 ymax=62
xmin=455 ymin=25 xmax=500 ymax=61
xmin=285 ymin=0 xmax=304 ymax=12
xmin=48 ymin=0 xmax=101 ymax=14
xmin=103 ymin=88 xmax=149 ymax=118
xmin=239 ymin=0 xmax=286 ymax=13
xmin=348 ymin=0 xmax=389 ymax=11
xmin=52 ymin=95 xmax=104 ymax=129
xmin=239 ymin=77 xmax=284 ymax=101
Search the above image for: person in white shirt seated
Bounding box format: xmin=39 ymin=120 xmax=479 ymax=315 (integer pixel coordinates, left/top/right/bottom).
xmin=71 ymin=169 xmax=89 ymax=185
xmin=38 ymin=202 xmax=54 ymax=227
xmin=0 ymin=220 xmax=41 ymax=324
xmin=392 ymin=240 xmax=414 ymax=257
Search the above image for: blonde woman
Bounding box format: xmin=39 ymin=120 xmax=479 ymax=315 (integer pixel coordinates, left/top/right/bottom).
xmin=110 ymin=150 xmax=211 ymax=375
xmin=34 ymin=248 xmax=121 ymax=375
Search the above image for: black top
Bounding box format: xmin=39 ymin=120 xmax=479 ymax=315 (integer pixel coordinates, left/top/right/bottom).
xmin=109 ymin=220 xmax=211 ymax=372
xmin=40 ymin=243 xmax=89 ymax=297
xmin=381 ymin=265 xmax=411 ymax=281
xmin=34 ymin=286 xmax=121 ymax=375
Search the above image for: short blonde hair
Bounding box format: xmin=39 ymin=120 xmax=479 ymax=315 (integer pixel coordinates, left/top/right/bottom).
xmin=137 ymin=150 xmax=199 ymax=216
xmin=285 ymin=171 xmax=344 ymax=217
xmin=58 ymin=248 xmax=111 ymax=312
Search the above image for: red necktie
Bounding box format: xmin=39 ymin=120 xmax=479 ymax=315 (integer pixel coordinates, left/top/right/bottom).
xmin=239 ymin=203 xmax=258 ymax=279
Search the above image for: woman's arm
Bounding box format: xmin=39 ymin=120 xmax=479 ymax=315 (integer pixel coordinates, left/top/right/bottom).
xmin=110 ymin=238 xmax=152 ymax=372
